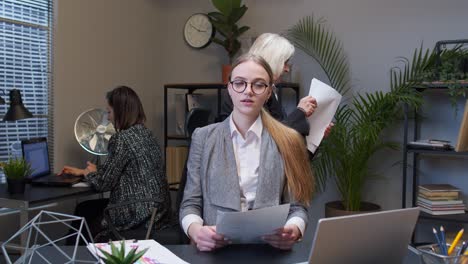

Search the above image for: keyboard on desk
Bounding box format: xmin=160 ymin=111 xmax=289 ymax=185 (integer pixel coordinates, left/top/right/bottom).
xmin=30 ymin=173 xmax=83 ymax=187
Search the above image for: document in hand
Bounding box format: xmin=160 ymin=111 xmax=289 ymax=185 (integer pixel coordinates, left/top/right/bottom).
xmin=87 ymin=239 xmax=188 ymax=264
xmin=216 ymin=204 xmax=290 ymax=244
xmin=306 ymin=78 xmax=342 ymax=153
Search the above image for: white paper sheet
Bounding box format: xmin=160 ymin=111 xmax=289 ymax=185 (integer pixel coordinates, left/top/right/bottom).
xmin=306 ymin=78 xmax=342 ymax=153
xmin=87 ymin=239 xmax=189 ymax=264
xmin=216 ymin=204 xmax=290 ymax=244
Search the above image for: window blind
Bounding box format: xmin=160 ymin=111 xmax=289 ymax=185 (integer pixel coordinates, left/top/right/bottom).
xmin=0 ymin=0 xmax=53 ymax=183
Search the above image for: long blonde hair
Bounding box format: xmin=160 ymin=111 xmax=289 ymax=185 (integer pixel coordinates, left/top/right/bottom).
xmin=231 ymin=54 xmax=315 ymax=205
xmin=261 ymin=109 xmax=315 ymax=205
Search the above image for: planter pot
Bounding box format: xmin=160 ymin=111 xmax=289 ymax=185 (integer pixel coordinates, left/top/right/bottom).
xmin=6 ymin=178 xmax=26 ymax=194
xmin=222 ymin=64 xmax=232 ymax=83
xmin=325 ymin=201 xmax=381 ymax=218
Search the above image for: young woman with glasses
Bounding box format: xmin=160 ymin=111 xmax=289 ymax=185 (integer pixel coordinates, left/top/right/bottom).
xmin=180 ymin=54 xmax=315 ymax=252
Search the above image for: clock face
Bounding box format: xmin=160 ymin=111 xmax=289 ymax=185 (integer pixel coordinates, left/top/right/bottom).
xmin=184 ymin=13 xmax=214 ymax=49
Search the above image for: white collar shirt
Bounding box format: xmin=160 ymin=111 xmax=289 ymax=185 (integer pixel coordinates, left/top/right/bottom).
xmin=229 ymin=114 xmax=263 ymax=212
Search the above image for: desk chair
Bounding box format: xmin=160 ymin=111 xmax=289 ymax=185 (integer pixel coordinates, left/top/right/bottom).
xmin=171 ymin=108 xmax=213 ymax=244
xmin=185 ymin=108 xmax=211 ymax=137
xmin=103 ymin=198 xmax=183 ymax=244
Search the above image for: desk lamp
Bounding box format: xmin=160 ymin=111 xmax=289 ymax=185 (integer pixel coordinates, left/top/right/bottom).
xmin=3 ymin=89 xmax=33 ymax=121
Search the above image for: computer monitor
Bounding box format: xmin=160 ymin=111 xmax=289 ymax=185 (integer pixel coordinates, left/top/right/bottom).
xmin=21 ymin=137 xmax=51 ymax=179
xmin=302 ymin=207 xmax=420 ymax=264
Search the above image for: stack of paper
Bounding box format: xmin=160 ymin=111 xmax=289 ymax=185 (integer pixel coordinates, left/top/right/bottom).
xmin=417 ymin=184 xmax=465 ymax=215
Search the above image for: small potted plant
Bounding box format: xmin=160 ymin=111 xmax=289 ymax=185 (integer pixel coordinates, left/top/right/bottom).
xmin=207 ymin=0 xmax=250 ymax=81
xmin=98 ymin=240 xmax=148 ymax=264
xmin=0 ymin=157 xmax=32 ymax=194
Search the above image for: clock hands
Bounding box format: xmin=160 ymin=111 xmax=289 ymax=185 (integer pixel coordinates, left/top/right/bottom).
xmin=190 ymin=23 xmax=207 ymax=33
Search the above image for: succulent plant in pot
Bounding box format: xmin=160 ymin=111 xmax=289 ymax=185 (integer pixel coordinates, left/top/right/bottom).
xmin=0 ymin=157 xmax=32 ymax=194
xmin=98 ymin=240 xmax=148 ymax=264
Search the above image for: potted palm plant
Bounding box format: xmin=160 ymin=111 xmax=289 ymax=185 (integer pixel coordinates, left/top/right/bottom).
xmin=0 ymin=157 xmax=32 ymax=194
xmin=288 ymin=16 xmax=436 ymax=215
xmin=207 ymin=0 xmax=250 ymax=81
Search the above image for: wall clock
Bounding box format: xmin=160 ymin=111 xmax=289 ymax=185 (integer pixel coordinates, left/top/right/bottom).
xmin=183 ymin=13 xmax=215 ymax=49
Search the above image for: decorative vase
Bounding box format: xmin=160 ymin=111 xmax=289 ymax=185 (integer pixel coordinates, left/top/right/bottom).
xmin=325 ymin=201 xmax=381 ymax=218
xmin=6 ymin=178 xmax=26 ymax=194
xmin=222 ymin=64 xmax=232 ymax=83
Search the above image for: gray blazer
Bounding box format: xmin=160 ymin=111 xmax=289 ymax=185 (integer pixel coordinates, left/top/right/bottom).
xmin=179 ymin=118 xmax=308 ymax=227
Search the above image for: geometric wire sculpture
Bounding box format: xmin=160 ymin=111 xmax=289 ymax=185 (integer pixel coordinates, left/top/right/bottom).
xmin=1 ymin=210 xmax=99 ymax=263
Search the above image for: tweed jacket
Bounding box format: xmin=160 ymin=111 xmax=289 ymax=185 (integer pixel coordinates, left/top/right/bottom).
xmin=86 ymin=124 xmax=172 ymax=231
xmin=179 ymin=117 xmax=308 ymax=227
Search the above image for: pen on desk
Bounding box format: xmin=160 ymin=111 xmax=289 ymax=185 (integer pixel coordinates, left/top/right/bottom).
xmin=448 ymin=228 xmax=464 ymax=255
xmin=441 ymin=226 xmax=448 ymax=255
xmin=433 ymin=227 xmax=443 ymax=255
xmin=463 ymin=240 xmax=468 ymax=255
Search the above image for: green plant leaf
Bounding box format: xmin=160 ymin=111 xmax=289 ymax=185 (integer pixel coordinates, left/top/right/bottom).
xmin=1 ymin=158 xmax=32 ymax=180
xmin=212 ymin=37 xmax=224 ymax=46
xmin=98 ymin=248 xmax=122 ymax=264
xmin=211 ymin=20 xmax=231 ymax=38
xmin=207 ymin=12 xmax=227 ymax=23
xmin=234 ymin=26 xmax=250 ymax=38
xmin=211 ymin=0 xmax=240 ymax=16
xmin=123 ymin=247 xmax=148 ymax=264
xmin=119 ymin=241 xmax=125 ymax=260
xmin=287 ymin=15 xmax=351 ymax=96
xmin=229 ymin=6 xmax=247 ymax=24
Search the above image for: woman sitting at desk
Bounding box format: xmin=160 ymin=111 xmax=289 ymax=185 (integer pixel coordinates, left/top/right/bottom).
xmin=62 ymin=86 xmax=172 ymax=241
xmin=179 ymin=54 xmax=315 ymax=251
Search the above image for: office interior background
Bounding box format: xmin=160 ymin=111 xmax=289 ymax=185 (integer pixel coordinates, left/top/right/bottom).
xmin=1 ymin=0 xmax=468 ymax=245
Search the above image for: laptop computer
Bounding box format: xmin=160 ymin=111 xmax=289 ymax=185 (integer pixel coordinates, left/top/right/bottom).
xmin=21 ymin=137 xmax=82 ymax=186
xmin=300 ymin=207 xmax=420 ymax=264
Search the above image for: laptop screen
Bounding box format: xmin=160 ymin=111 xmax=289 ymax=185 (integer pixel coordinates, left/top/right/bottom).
xmin=22 ymin=139 xmax=50 ymax=178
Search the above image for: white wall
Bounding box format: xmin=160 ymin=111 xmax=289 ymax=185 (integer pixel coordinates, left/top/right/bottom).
xmin=53 ymin=0 xmax=163 ymax=169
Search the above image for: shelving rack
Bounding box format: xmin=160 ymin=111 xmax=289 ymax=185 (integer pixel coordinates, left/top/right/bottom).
xmin=402 ymin=84 xmax=468 ymax=226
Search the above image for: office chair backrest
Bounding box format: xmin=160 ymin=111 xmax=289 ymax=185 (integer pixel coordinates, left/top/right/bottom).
xmin=185 ymin=108 xmax=211 ymax=137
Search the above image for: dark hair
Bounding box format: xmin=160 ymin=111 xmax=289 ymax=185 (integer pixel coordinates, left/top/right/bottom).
xmin=106 ymin=86 xmax=146 ymax=130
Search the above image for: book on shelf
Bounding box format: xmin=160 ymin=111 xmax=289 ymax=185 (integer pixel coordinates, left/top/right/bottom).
xmin=417 ymin=202 xmax=465 ymax=210
xmin=419 ymin=192 xmax=459 ymax=200
xmin=419 ymin=206 xmax=465 ymax=215
xmin=419 ymin=184 xmax=461 ymax=193
xmin=417 ymin=197 xmax=463 ymax=205
xmin=409 ymin=139 xmax=453 ymax=150
xmin=456 ymin=99 xmax=468 ymax=152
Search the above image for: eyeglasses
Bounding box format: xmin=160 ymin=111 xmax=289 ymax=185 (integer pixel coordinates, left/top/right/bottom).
xmin=229 ymin=80 xmax=269 ymax=95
